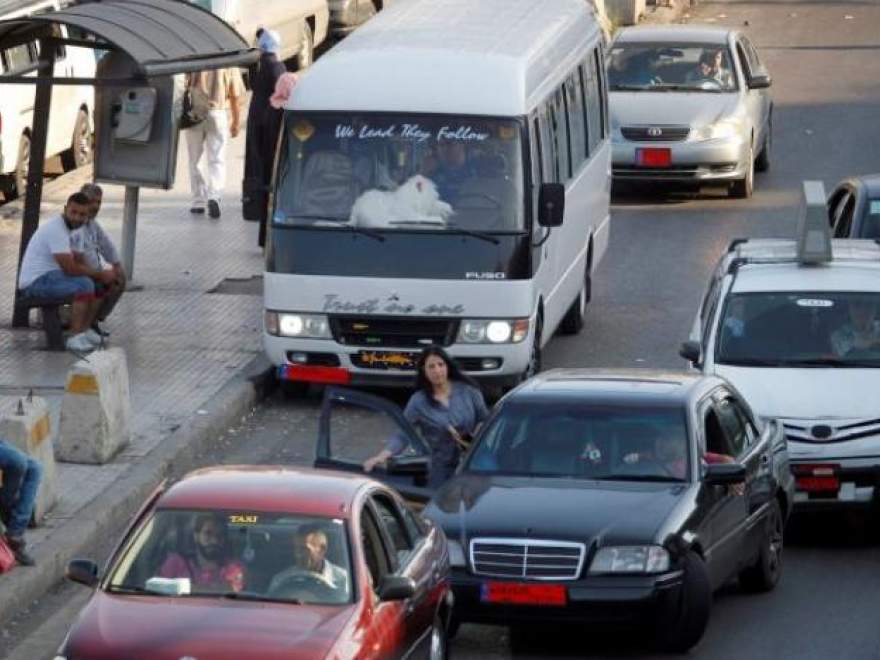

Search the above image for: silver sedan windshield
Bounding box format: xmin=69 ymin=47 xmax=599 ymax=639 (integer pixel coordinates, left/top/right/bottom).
xmin=608 ymin=43 xmax=738 ymax=93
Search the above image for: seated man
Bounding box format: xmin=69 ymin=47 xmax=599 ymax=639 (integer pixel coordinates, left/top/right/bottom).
xmin=71 ymin=184 xmax=125 ymax=338
xmin=622 ymin=432 xmax=688 ymax=479
xmin=268 ymin=524 xmax=348 ymax=598
xmin=0 ymin=438 xmax=43 ymax=566
xmin=831 ymin=298 xmax=880 ymax=356
xmin=685 ymin=52 xmax=718 ymax=86
xmin=159 ymin=513 xmax=245 ymax=593
xmin=423 ymin=140 xmax=477 ymax=204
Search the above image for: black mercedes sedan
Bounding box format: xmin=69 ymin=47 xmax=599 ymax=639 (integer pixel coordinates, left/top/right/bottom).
xmin=314 ymin=370 xmax=794 ymax=653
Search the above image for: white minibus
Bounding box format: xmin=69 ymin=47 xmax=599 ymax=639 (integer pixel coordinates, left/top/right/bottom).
xmin=264 ymin=0 xmax=611 ymax=392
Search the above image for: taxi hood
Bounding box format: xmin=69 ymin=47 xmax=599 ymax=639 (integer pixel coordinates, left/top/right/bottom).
xmin=426 ymin=475 xmax=688 ymax=547
xmin=714 ymin=365 xmax=880 ymax=420
xmin=64 ymin=592 xmax=356 ymax=660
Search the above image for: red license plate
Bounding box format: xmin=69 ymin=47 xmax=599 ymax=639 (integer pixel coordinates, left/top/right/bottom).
xmin=637 ymin=147 xmax=672 ymax=167
xmin=794 ymin=464 xmax=839 ymax=493
xmin=480 ymin=582 xmax=567 ymax=606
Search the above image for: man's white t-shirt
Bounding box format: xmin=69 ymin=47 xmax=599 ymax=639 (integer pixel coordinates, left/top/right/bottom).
xmin=18 ymin=215 xmax=73 ymax=289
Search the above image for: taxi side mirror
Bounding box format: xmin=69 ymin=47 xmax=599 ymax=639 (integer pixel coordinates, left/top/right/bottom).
xmin=679 ymin=340 xmax=702 ymax=364
xmin=378 ymin=575 xmax=416 ymax=601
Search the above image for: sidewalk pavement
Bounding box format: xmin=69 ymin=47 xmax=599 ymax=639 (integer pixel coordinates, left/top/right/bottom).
xmin=0 ymin=129 xmax=274 ymax=624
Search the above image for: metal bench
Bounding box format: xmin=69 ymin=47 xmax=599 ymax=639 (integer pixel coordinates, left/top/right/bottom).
xmin=14 ymin=295 xmax=71 ymax=351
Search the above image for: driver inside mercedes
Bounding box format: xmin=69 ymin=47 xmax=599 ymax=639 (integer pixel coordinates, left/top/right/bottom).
xmin=622 ymin=432 xmax=688 ymax=479
xmin=268 ymin=525 xmax=349 ymax=598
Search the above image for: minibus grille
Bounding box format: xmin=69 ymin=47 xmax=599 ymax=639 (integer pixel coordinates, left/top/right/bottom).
xmin=331 ymin=316 xmax=457 ymax=347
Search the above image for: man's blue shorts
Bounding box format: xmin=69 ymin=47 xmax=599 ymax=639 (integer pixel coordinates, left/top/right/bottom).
xmin=21 ymin=270 xmax=95 ymax=300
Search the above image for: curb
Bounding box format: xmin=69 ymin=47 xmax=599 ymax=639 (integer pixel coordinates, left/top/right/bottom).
xmin=0 ymin=355 xmax=276 ymax=626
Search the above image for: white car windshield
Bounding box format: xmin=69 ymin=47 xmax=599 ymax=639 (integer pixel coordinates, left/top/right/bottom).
xmin=274 ymin=113 xmax=525 ymax=233
xmin=107 ymin=510 xmax=353 ymax=605
xmin=608 ymin=43 xmax=738 ymax=92
xmin=716 ymin=292 xmax=880 ymax=367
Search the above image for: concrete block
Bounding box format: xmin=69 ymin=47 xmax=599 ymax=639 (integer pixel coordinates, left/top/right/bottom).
xmin=58 ymin=348 xmax=132 ymax=464
xmin=606 ymin=0 xmax=646 ymax=25
xmin=0 ymin=395 xmax=57 ymax=525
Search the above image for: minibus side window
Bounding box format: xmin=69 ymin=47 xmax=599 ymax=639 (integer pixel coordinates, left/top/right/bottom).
xmin=549 ymin=88 xmax=570 ymax=181
xmin=594 ymin=46 xmax=609 ymax=139
xmin=564 ymin=71 xmax=587 ymax=173
xmin=538 ymin=103 xmax=557 ymax=184
xmin=584 ymin=51 xmax=603 ymax=155
xmin=530 ymin=116 xmax=543 ymax=214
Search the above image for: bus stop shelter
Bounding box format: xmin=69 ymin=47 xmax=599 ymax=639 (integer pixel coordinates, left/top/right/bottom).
xmin=0 ymin=0 xmax=258 ymax=327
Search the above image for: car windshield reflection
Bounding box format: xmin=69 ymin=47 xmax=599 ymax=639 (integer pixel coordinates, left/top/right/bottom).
xmin=717 ymin=292 xmax=880 ymax=367
xmin=107 ymin=510 xmax=353 ymax=605
xmin=608 ymin=43 xmax=738 ymax=93
xmin=466 ymin=405 xmax=690 ymax=481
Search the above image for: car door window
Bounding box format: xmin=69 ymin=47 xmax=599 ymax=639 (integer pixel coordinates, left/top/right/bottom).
xmin=741 ymin=36 xmax=762 ymax=72
xmin=371 ymin=493 xmax=414 ymax=567
xmin=402 ymin=505 xmax=426 ymax=544
xmin=728 ymin=397 xmax=758 ymax=446
xmin=713 ymin=398 xmax=748 ymax=457
xmin=735 ymin=42 xmax=751 ymax=79
xmin=361 ymin=507 xmax=394 ymax=591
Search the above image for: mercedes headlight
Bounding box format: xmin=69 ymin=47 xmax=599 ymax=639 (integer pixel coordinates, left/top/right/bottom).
xmin=447 ymin=539 xmax=467 ymax=568
xmin=695 ymin=117 xmax=744 ymax=141
xmin=264 ymin=311 xmax=332 ymax=339
xmin=457 ymin=319 xmax=529 ymax=344
xmin=589 ymin=545 xmax=670 ymax=574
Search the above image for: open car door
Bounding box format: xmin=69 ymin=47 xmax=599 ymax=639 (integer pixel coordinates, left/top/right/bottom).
xmin=315 ymin=387 xmax=435 ymax=504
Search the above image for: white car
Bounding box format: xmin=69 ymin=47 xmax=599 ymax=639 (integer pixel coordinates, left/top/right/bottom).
xmin=682 ymin=183 xmax=880 ymax=511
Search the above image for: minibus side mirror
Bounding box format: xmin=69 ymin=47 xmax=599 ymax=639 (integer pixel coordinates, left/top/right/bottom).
xmin=538 ymin=183 xmax=565 ymax=227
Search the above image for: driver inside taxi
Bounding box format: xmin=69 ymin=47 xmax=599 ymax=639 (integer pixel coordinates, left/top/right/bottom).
xmin=831 ymin=298 xmax=880 ymax=356
xmin=268 ymin=525 xmax=348 ymax=597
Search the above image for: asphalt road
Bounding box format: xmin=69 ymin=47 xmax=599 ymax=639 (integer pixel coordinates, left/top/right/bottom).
xmin=5 ymin=1 xmax=880 ymax=658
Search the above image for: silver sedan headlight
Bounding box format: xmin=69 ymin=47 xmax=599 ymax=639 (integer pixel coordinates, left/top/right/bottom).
xmin=694 ymin=117 xmax=745 ymax=141
xmin=264 ymin=311 xmax=332 ymax=339
xmin=457 ymin=319 xmax=529 ymax=344
xmin=589 ymin=545 xmax=670 ymax=574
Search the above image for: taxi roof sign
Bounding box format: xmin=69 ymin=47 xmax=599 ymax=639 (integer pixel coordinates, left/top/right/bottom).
xmin=796 ymin=180 xmax=832 ymax=265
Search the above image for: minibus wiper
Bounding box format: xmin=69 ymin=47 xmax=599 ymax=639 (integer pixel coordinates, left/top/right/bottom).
xmin=444 ymin=224 xmax=501 ymax=245
xmin=288 ymin=215 xmax=385 ymax=242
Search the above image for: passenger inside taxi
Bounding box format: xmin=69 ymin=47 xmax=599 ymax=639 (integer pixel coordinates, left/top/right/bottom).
xmin=158 ymin=513 xmax=246 ymax=594
xmin=831 ymin=298 xmax=880 ymax=356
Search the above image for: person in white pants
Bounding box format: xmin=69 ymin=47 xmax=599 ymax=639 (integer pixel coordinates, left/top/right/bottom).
xmin=185 ymin=68 xmax=244 ymax=218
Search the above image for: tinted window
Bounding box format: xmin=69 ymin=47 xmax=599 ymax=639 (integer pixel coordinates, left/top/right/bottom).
xmin=538 ymin=104 xmax=557 ymax=183
xmin=584 ymin=52 xmax=604 ymax=153
xmin=714 ymin=398 xmax=747 ymax=455
xmin=402 ymin=506 xmax=426 ymax=544
xmin=371 ymin=493 xmax=412 ymax=566
xmin=550 ymin=88 xmax=570 ymax=181
xmin=564 ymin=71 xmax=588 ymax=169
xmin=468 ymin=404 xmax=690 ymax=481
xmin=717 ymin=292 xmax=880 ymax=366
xmin=361 ymin=508 xmax=392 ymax=590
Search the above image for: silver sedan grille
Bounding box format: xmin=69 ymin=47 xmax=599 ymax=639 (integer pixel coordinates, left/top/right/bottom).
xmin=621 ymin=125 xmax=691 ymax=142
xmin=469 ymin=538 xmax=586 ymax=581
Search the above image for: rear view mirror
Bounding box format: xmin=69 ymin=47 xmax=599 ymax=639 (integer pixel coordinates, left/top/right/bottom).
xmin=538 ymin=183 xmax=565 ymax=227
xmin=704 ymin=462 xmax=746 ymax=485
xmin=377 ymin=575 xmax=416 ymax=601
xmin=748 ymin=72 xmax=772 ymax=89
xmin=679 ymin=340 xmax=701 ymax=364
xmin=66 ymin=559 xmax=99 ymax=587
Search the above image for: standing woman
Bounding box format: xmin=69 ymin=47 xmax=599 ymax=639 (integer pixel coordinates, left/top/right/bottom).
xmin=363 ymin=347 xmax=490 ymax=488
xmin=243 ymin=29 xmax=287 ymax=247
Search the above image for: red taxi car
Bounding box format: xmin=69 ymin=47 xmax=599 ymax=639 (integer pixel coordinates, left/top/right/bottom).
xmin=57 ymin=467 xmax=452 ymax=660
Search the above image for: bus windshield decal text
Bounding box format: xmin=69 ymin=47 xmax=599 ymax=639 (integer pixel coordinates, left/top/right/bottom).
xmin=322 ymin=294 xmax=464 ymax=316
xmin=333 ymin=123 xmax=490 ymax=143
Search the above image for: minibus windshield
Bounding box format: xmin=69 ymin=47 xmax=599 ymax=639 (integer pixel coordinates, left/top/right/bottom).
xmin=274 ymin=113 xmax=526 ymax=233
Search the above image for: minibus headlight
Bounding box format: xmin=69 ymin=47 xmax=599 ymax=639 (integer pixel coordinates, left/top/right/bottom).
xmin=457 ymin=319 xmax=528 ymax=344
xmin=270 ymin=313 xmax=332 ymax=339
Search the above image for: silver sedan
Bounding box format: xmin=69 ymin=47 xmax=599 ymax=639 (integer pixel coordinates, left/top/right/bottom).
xmin=608 ymin=25 xmax=772 ymax=198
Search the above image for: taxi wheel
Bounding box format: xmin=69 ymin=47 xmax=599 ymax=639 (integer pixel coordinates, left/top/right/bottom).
xmin=730 ymin=146 xmax=754 ymax=199
xmin=739 ymin=499 xmax=783 ymax=592
xmin=655 ymin=551 xmax=711 ymax=653
xmin=429 ymin=615 xmax=448 ymax=660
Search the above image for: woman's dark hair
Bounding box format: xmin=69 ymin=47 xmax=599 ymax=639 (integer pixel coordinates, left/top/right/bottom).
xmin=414 ymin=345 xmax=480 ymax=405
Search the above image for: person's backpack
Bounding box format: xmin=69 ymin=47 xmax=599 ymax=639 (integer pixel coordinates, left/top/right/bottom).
xmin=180 ymin=74 xmax=211 ymax=129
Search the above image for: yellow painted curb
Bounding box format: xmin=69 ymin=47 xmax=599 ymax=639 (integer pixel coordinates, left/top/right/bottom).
xmin=29 ymin=413 xmax=51 ymax=448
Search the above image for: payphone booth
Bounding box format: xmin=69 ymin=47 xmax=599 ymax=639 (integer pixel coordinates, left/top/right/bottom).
xmin=0 ymin=0 xmax=258 ymax=327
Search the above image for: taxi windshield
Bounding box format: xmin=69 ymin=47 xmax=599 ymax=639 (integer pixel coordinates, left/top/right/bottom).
xmin=608 ymin=43 xmax=738 ymax=92
xmin=274 ymin=113 xmax=525 ymax=232
xmin=107 ymin=510 xmax=353 ymax=605
xmin=716 ymin=292 xmax=880 ymax=367
xmin=467 ymin=405 xmax=690 ymax=482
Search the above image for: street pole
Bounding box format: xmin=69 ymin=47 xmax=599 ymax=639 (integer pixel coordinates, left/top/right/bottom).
xmin=12 ymin=41 xmax=55 ymax=327
xmin=120 ymin=185 xmax=140 ymax=286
